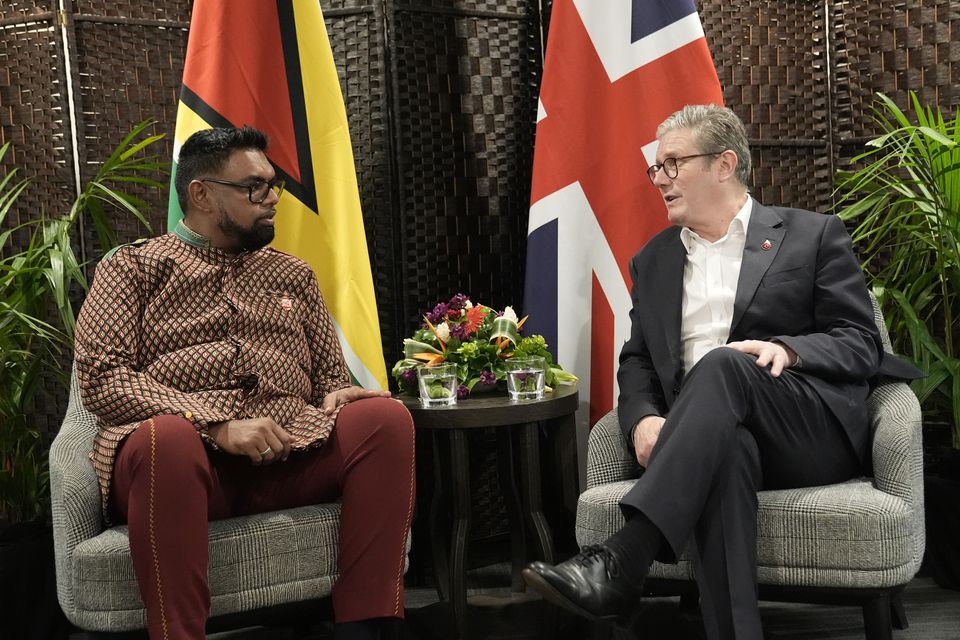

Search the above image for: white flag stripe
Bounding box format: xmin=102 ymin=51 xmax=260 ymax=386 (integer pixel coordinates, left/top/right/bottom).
xmin=641 ymin=139 xmax=659 ymax=168
xmin=573 ymin=1 xmax=705 ymax=83
xmin=331 ymin=316 xmax=383 ymax=390
xmin=529 ymin=182 xmax=633 ymax=411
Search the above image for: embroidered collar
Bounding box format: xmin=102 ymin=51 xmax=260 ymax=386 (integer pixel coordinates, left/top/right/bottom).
xmin=173 ymin=220 xmax=211 ymax=249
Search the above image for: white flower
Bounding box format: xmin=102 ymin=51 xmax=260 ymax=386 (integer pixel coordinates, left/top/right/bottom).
xmin=502 ymin=306 xmax=519 ymax=324
xmin=464 ymin=300 xmax=473 ymax=309
xmin=435 ymin=322 xmax=451 ymax=342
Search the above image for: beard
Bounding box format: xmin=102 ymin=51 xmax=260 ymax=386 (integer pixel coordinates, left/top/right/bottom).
xmin=218 ymin=205 xmax=275 ymax=251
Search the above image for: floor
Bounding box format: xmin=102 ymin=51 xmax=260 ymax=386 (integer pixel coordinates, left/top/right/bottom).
xmin=67 ymin=572 xmax=960 ymax=640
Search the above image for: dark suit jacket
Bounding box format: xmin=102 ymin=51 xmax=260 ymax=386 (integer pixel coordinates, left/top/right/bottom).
xmin=616 ymin=201 xmax=883 ymax=466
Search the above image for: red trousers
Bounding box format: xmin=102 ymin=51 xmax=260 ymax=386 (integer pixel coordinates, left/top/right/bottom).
xmin=111 ymin=397 xmax=416 ymax=639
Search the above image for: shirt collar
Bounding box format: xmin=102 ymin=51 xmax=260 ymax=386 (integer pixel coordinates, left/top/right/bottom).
xmin=173 ymin=220 xmax=211 ymax=249
xmin=680 ymin=196 xmax=753 ymax=253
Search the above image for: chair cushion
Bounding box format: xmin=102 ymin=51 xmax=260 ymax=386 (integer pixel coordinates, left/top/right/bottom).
xmin=68 ymin=504 xmax=340 ymax=631
xmin=576 ymin=477 xmax=918 ymax=589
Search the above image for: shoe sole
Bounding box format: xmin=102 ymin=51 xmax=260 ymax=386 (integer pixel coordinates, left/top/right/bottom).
xmin=521 ymin=567 xmax=623 ymax=624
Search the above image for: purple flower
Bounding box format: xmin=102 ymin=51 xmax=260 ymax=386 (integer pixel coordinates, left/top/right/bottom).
xmin=450 ymin=324 xmax=469 ymax=340
xmin=448 ymin=293 xmax=469 ymax=311
xmin=479 ymin=370 xmax=496 ymax=386
xmin=456 ymin=384 xmax=470 ymax=399
xmin=400 ymin=368 xmax=416 ymax=385
xmin=426 ymin=302 xmax=449 ymax=325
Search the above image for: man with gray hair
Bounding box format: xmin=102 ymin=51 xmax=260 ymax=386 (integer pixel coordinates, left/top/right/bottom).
xmin=523 ymin=104 xmax=884 ymax=639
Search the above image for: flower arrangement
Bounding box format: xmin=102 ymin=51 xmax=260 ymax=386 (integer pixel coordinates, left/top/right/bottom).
xmin=392 ymin=293 xmax=577 ymax=399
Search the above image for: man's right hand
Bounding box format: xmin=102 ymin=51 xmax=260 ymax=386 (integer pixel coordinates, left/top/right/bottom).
xmin=207 ymin=418 xmax=293 ymax=465
xmin=632 ymin=416 xmax=665 ymax=467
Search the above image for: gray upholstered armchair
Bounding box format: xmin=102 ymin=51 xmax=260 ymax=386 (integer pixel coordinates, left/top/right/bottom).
xmin=49 ymin=369 xmax=343 ymax=634
xmin=575 ymin=296 xmax=925 ymax=640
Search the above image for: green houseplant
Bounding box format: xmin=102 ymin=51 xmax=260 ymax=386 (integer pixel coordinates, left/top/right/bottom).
xmin=835 ymin=92 xmax=960 ymax=450
xmin=835 ymin=92 xmax=960 ymax=590
xmin=0 ymin=121 xmax=166 ymax=527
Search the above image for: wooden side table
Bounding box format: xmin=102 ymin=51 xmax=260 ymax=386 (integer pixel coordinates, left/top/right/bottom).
xmin=402 ymin=383 xmax=579 ymax=639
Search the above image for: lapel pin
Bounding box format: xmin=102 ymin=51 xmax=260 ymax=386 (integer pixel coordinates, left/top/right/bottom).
xmin=279 ymin=295 xmax=293 ymax=311
xmin=761 ymin=239 xmax=773 ymax=251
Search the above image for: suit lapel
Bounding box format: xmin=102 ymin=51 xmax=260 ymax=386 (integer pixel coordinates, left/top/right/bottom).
xmin=731 ymin=201 xmax=784 ymax=333
xmin=649 ymin=231 xmax=686 ymax=374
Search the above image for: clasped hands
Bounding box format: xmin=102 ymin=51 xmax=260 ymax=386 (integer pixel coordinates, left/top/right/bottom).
xmin=631 ymin=340 xmax=798 ymax=467
xmin=206 ymin=386 xmax=391 ymax=465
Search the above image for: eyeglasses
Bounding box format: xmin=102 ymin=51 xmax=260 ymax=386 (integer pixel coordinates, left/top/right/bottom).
xmin=646 ymin=152 xmax=725 ymax=184
xmin=199 ymin=177 xmax=286 ymax=204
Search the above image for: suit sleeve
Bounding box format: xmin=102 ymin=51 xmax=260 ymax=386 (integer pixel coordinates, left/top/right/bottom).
xmin=617 ymin=254 xmax=668 ymax=446
xmin=75 ymin=249 xmax=234 ymax=431
xmin=773 ymin=214 xmax=881 ymax=381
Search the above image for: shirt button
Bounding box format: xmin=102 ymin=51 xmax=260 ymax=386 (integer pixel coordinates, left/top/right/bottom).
xmin=184 ymin=411 xmax=193 ymax=420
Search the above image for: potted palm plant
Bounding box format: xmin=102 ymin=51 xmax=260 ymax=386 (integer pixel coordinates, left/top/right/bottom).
xmin=835 ymin=91 xmax=960 ymax=589
xmin=0 ymin=121 xmax=166 ymax=636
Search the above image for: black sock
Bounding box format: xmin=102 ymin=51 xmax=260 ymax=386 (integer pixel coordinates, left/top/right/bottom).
xmin=333 ymin=619 xmax=381 ymax=640
xmin=603 ymin=511 xmax=662 ymax=585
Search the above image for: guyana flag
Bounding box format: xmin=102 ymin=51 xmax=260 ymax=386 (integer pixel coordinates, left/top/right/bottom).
xmin=167 ymin=0 xmax=388 ymax=389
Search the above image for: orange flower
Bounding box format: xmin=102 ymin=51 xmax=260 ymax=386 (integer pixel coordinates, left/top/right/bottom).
xmin=463 ymin=305 xmax=488 ymax=335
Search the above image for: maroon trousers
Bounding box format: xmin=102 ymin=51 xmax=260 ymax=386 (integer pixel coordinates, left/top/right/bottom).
xmin=111 ymin=397 xmax=416 ymax=639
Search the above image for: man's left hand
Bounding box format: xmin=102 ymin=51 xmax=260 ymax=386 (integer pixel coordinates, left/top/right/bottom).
xmin=321 ymin=386 xmax=393 ymax=414
xmin=725 ymin=340 xmax=798 ymax=377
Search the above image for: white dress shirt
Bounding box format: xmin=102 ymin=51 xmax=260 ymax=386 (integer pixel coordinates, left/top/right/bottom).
xmin=679 ymin=197 xmax=752 ymax=372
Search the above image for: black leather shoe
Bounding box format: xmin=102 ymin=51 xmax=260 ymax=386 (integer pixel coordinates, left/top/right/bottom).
xmin=522 ymin=544 xmax=642 ymax=623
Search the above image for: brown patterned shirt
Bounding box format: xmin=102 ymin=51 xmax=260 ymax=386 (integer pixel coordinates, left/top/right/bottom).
xmin=75 ymin=223 xmax=351 ymax=518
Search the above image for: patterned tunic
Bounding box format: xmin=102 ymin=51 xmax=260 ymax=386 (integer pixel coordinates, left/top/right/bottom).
xmin=75 ymin=224 xmax=351 ymax=517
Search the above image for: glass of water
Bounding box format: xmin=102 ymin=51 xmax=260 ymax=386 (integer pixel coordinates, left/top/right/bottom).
xmin=505 ymin=356 xmax=546 ymax=401
xmin=417 ymin=363 xmax=458 ymax=408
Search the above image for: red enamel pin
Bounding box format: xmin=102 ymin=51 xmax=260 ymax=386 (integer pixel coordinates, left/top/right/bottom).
xmin=761 ymin=239 xmax=773 ymax=251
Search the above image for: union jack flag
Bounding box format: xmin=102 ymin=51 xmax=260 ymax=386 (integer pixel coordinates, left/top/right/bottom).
xmin=523 ymin=0 xmax=722 ymax=427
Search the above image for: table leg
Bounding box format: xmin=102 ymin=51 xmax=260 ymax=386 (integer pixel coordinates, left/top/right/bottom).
xmin=520 ymin=422 xmax=555 ymax=564
xmin=428 ymin=431 xmax=450 ymax=601
xmin=449 ymin=429 xmax=471 ymax=640
xmin=497 ymin=428 xmax=527 ymax=591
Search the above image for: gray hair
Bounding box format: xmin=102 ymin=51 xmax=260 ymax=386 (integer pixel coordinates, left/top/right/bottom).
xmin=657 ymin=104 xmax=752 ymax=187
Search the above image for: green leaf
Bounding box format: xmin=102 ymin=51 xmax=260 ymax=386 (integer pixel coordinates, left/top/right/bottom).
xmin=489 ymin=315 xmax=520 ymax=345
xmin=403 ymin=338 xmax=442 ymax=359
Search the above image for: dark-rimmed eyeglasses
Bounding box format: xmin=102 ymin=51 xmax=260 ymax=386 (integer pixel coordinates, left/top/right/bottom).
xmin=646 ymin=152 xmax=725 ymax=184
xmin=199 ymin=177 xmax=286 ymax=204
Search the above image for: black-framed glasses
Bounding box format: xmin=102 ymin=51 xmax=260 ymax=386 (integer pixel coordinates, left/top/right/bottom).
xmin=646 ymin=151 xmax=724 ymax=184
xmin=199 ymin=177 xmax=286 ymax=204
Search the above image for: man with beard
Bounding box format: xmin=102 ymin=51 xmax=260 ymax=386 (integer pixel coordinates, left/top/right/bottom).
xmin=75 ymin=126 xmax=415 ymax=640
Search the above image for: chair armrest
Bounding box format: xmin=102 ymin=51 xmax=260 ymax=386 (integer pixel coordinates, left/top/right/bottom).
xmin=586 ymin=410 xmax=639 ymax=489
xmin=49 ymin=370 xmax=105 ymax=619
xmin=868 ymin=380 xmax=924 ymax=509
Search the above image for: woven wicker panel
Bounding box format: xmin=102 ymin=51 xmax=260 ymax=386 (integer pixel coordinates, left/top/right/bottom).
xmin=702 ymin=0 xmax=830 ymax=144
xmin=0 ymin=0 xmax=52 ymax=21
xmin=749 ymin=145 xmax=832 ymax=213
xmin=699 ymin=0 xmax=831 ymax=214
xmin=322 ymin=3 xmax=401 ymax=376
xmin=392 ymin=6 xmax=541 ymax=349
xmin=393 ymin=3 xmax=541 ymax=541
xmin=71 ymin=17 xmax=189 ymax=252
xmin=0 ymin=15 xmax=74 ymax=249
xmin=832 ymin=0 xmax=960 ymax=144
xmin=70 ymin=0 xmax=192 ymax=22
xmin=396 ymin=0 xmax=533 ymax=14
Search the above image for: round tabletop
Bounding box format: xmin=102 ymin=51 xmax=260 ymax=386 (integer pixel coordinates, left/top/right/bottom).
xmin=399 ymin=382 xmax=579 ymax=430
